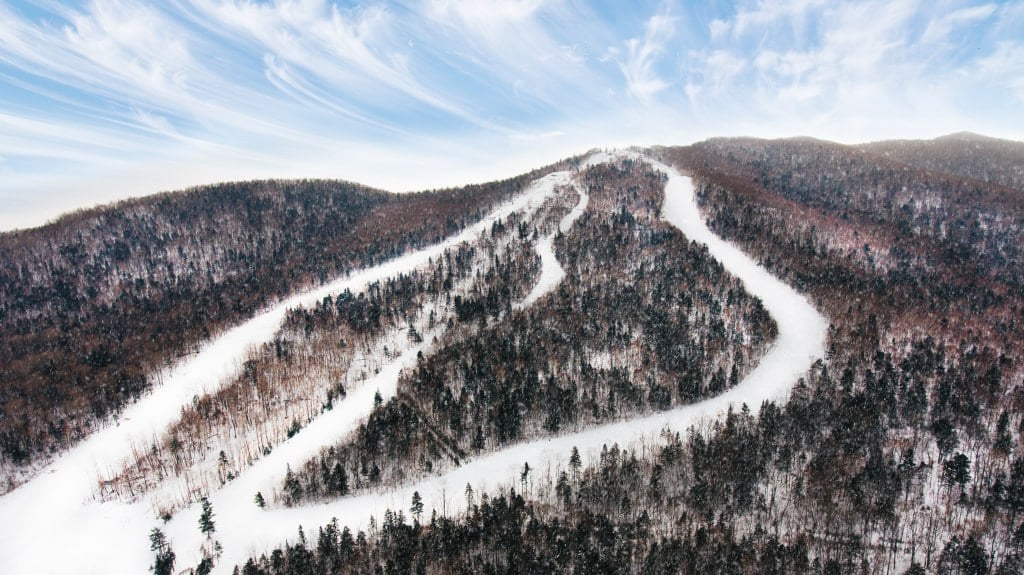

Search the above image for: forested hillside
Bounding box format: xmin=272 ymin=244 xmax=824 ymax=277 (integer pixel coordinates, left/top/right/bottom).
xmin=860 ymin=132 xmax=1024 ymax=193
xmin=280 ymin=159 xmax=775 ymax=505
xmin=0 ymin=165 xmax=562 ymax=489
xmin=236 ymin=137 xmax=1024 ymax=575
xmin=2 ymin=135 xmax=1022 ymax=575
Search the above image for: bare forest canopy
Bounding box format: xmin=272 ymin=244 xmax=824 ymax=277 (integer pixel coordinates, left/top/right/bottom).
xmin=3 ymin=132 xmax=1024 ymax=575
xmin=0 ymin=161 xmax=571 ymax=475
xmin=243 ymin=135 xmax=1024 ymax=574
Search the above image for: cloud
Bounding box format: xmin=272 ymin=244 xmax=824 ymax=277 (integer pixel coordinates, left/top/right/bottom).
xmin=261 ymin=53 xmax=395 ymax=131
xmin=921 ymin=3 xmax=996 ymax=44
xmin=187 ymin=0 xmax=513 ymax=132
xmin=510 ymin=129 xmax=565 ymax=141
xmin=708 ymin=18 xmax=729 ymax=40
xmin=420 ymin=0 xmax=608 ymax=115
xmin=426 ymin=0 xmax=546 ymax=27
xmin=1 ymin=0 xmax=1023 ymax=230
xmin=745 ymin=0 xmax=918 ymax=107
xmin=0 ymin=1 xmax=308 ymax=145
xmin=975 ymin=41 xmax=1024 ymax=100
xmin=617 ymin=8 xmax=676 ymax=100
xmin=708 ymin=50 xmax=747 ymax=91
xmin=0 ymin=112 xmax=140 ymax=162
xmin=730 ymin=0 xmax=825 ymax=38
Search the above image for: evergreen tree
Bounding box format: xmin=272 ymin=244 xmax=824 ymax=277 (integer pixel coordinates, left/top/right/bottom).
xmin=199 ymin=497 xmax=216 ymax=537
xmin=995 ymin=412 xmax=1013 ymax=456
xmin=195 ymin=557 xmax=214 ymax=575
xmin=410 ymin=491 xmax=424 ymax=524
xmin=569 ymin=446 xmax=582 ymax=482
xmin=149 ymin=528 xmax=175 ymax=575
xmin=943 ymin=453 xmax=972 ymax=496
xmin=329 ymin=462 xmax=349 ymax=495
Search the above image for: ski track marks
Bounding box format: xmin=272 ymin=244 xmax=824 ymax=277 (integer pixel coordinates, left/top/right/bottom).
xmin=0 ymin=153 xmax=827 ymax=575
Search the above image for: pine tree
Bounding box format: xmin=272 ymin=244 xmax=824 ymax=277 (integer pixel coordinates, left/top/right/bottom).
xmin=329 ymin=462 xmax=349 ymax=495
xmin=942 ymin=453 xmax=971 ymax=492
xmin=199 ymin=497 xmax=216 ymax=537
xmin=195 ymin=557 xmax=213 ymax=575
xmin=149 ymin=528 xmax=175 ymax=575
xmin=520 ymin=462 xmax=531 ymax=494
xmin=556 ymin=471 xmax=572 ymax=508
xmin=995 ymin=411 xmax=1013 ymax=456
xmin=284 ymin=465 xmax=302 ymax=504
xmin=254 ymin=492 xmax=266 ymax=509
xmin=410 ymin=491 xmax=424 ymax=524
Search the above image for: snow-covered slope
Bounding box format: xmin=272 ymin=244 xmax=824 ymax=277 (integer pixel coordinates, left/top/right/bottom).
xmin=513 ymin=179 xmax=587 ymax=310
xmin=0 ymin=153 xmax=827 ymax=575
xmin=166 ymin=155 xmax=827 ymax=574
xmin=0 ymin=166 xmax=569 ymax=575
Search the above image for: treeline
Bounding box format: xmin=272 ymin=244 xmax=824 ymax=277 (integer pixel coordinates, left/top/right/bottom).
xmin=283 ymin=159 xmax=776 ymax=503
xmin=237 ymin=483 xmax=813 ymax=575
xmin=0 ymin=163 xmax=566 ymax=487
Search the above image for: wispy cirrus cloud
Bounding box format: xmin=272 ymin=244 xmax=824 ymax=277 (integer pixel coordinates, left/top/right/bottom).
xmin=975 ymin=41 xmax=1024 ymax=100
xmin=727 ymin=0 xmax=825 ymax=38
xmin=0 ymin=0 xmax=1021 ymax=230
xmin=921 ymin=3 xmax=997 ymax=44
xmin=611 ymin=6 xmax=676 ymax=100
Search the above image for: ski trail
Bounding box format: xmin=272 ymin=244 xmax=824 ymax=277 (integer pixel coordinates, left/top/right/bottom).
xmin=0 ymin=169 xmax=570 ymax=575
xmin=513 ymin=179 xmax=588 ymax=310
xmin=512 ymin=151 xmax=611 ymax=311
xmin=165 ymin=170 xmax=586 ymax=569
xmin=0 ymin=153 xmax=827 ymax=575
xmin=168 ymin=154 xmax=827 ymax=574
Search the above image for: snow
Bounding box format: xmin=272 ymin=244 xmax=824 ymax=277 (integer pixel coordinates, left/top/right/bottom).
xmin=0 ymin=166 xmax=566 ymax=575
xmin=167 ymin=155 xmax=828 ymax=574
xmin=0 ymin=153 xmax=828 ymax=575
xmin=513 ymin=175 xmax=588 ymax=310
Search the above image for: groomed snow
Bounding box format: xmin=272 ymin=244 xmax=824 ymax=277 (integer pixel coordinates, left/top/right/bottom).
xmin=513 ymin=175 xmax=588 ymax=310
xmin=167 ymin=155 xmax=827 ymax=574
xmin=0 ymin=153 xmax=828 ymax=575
xmin=0 ymin=167 xmax=568 ymax=575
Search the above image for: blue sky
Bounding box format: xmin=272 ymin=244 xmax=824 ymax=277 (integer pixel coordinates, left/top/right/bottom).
xmin=1 ymin=0 xmax=1022 ymax=230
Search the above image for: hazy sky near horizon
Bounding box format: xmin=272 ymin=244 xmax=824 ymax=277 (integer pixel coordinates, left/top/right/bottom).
xmin=1 ymin=0 xmax=1022 ymax=230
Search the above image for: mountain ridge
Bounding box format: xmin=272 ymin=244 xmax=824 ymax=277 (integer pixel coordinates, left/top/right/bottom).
xmin=1 ymin=135 xmax=1022 ymax=574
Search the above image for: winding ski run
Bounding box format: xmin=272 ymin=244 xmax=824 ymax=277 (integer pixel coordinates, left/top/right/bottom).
xmin=0 ymin=153 xmax=827 ymax=574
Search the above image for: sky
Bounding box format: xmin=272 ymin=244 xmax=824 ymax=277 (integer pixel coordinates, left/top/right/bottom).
xmin=1 ymin=0 xmax=1022 ymax=231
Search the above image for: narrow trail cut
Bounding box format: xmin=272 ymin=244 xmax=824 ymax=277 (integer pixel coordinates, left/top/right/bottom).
xmin=0 ymin=168 xmax=570 ymax=575
xmin=0 ymin=153 xmax=828 ymax=575
xmin=169 ymin=153 xmax=827 ymax=574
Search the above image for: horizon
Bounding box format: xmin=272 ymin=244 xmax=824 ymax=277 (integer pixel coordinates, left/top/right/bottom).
xmin=2 ymin=0 xmax=1023 ymax=231
xmin=2 ymin=130 xmax=1019 ymax=234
